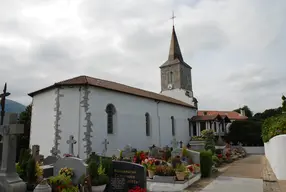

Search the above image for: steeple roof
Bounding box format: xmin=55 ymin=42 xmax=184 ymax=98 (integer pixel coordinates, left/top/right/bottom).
xmin=160 ymin=26 xmax=191 ymax=68
xmin=168 ymin=26 xmax=184 ymax=61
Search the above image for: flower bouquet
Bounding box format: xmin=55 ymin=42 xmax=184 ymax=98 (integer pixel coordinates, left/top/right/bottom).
xmin=59 ymin=167 xmax=74 ymax=178
xmin=142 ymin=158 xmax=156 ymax=178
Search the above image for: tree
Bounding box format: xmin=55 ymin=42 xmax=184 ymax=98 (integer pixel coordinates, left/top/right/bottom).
xmin=17 ymin=104 xmax=32 ymax=162
xmin=253 ymin=107 xmax=282 ymax=121
xmin=19 ymin=104 xmax=32 ymax=124
xmin=225 ymin=120 xmax=263 ymax=146
xmin=233 ymin=105 xmax=253 ymax=118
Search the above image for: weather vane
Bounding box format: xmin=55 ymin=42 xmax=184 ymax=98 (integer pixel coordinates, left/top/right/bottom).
xmin=170 ymin=11 xmax=176 ymax=26
xmin=0 ymin=83 xmax=11 ymax=125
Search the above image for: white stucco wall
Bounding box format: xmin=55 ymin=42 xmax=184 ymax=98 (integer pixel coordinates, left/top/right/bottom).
xmin=30 ymin=89 xmax=55 ymax=157
xmin=264 ymin=134 xmax=286 ymax=180
xmin=161 ymin=89 xmax=195 ymax=106
xmin=30 ymin=85 xmax=197 ymax=159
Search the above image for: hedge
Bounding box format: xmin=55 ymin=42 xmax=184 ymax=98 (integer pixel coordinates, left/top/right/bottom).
xmin=262 ymin=114 xmax=286 ymax=143
xmin=200 ymin=150 xmax=213 ymax=178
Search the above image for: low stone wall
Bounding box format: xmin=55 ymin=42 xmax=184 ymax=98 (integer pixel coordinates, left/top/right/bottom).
xmin=264 ymin=134 xmax=286 ymax=180
xmin=243 ymin=146 xmax=265 ymax=154
xmin=189 ymin=141 xmax=205 ymax=151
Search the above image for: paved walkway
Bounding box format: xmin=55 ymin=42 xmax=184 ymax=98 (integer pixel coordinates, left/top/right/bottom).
xmin=185 ymin=155 xmax=284 ymax=192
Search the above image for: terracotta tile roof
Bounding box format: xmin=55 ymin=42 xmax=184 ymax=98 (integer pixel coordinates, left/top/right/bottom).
xmin=198 ymin=110 xmax=248 ymax=120
xmin=28 ymin=75 xmax=196 ymax=108
xmin=190 ymin=114 xmax=231 ymax=122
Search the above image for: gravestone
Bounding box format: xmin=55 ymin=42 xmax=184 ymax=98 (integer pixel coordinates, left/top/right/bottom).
xmin=0 ymin=113 xmax=26 ymax=192
xmin=106 ymin=161 xmax=146 ymax=192
xmin=32 ymin=145 xmax=44 ymax=163
xmin=43 ymin=156 xmax=58 ymax=165
xmin=53 ymin=157 xmax=87 ymax=184
xmin=41 ymin=165 xmax=54 ymax=179
xmin=149 ymin=146 xmax=161 ymax=159
xmin=171 ymin=148 xmax=182 ymax=158
xmin=121 ymin=145 xmax=135 ymax=159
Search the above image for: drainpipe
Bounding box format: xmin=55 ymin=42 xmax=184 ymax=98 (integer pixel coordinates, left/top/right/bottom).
xmin=77 ymin=86 xmax=82 ymax=157
xmin=156 ymin=100 xmax=161 ymax=147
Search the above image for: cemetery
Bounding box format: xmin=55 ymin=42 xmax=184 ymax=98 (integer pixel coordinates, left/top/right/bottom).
xmin=0 ymin=118 xmax=248 ymax=192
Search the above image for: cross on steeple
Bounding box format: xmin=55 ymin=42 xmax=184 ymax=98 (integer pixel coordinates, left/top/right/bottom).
xmin=170 ymin=11 xmax=176 ymax=26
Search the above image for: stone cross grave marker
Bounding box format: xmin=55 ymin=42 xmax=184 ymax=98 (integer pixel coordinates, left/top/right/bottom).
xmin=171 ymin=137 xmax=178 ymax=149
xmin=102 ymin=138 xmax=109 ymax=156
xmin=66 ymin=135 xmax=77 ymax=156
xmin=0 ymin=113 xmax=26 ymax=192
xmin=121 ymin=145 xmax=135 ymax=159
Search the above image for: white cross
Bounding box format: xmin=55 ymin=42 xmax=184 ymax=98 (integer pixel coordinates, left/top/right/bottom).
xmin=50 ymin=147 xmax=60 ymax=156
xmin=170 ymin=11 xmax=176 ymax=26
xmin=171 ymin=137 xmax=178 ymax=149
xmin=102 ymin=138 xmax=109 ymax=156
xmin=66 ymin=135 xmax=77 ymax=156
xmin=0 ymin=114 xmax=24 ymax=174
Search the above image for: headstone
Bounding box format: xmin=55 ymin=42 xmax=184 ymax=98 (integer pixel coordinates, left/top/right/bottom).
xmin=43 ymin=156 xmax=58 ymax=165
xmin=41 ymin=165 xmax=54 ymax=178
xmin=66 ymin=135 xmax=77 ymax=156
xmin=121 ymin=145 xmax=135 ymax=159
xmin=171 ymin=148 xmax=182 ymax=158
xmin=106 ymin=161 xmax=146 ymax=192
xmin=149 ymin=146 xmax=160 ymax=159
xmin=32 ymin=145 xmax=44 ymax=163
xmin=0 ymin=113 xmax=26 ymax=192
xmin=53 ymin=157 xmax=87 ymax=185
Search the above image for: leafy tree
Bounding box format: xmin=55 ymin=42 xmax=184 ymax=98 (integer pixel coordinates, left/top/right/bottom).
xmin=225 ymin=120 xmax=263 ymax=146
xmin=19 ymin=104 xmax=32 ymax=124
xmin=233 ymin=105 xmax=253 ymax=118
xmin=17 ymin=104 xmax=32 ymax=162
xmin=253 ymin=107 xmax=282 ymax=121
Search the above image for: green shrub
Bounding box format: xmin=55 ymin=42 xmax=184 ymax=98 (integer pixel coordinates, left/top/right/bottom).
xmin=202 ymin=130 xmax=216 ymax=154
xmin=200 ymin=150 xmax=213 ymax=178
xmin=26 ymin=157 xmax=37 ymax=184
xmin=262 ymin=114 xmax=286 ymax=142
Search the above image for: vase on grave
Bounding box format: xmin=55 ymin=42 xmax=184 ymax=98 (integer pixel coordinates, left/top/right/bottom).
xmin=148 ymin=170 xmax=155 ymax=179
xmin=33 ymin=179 xmax=52 ymax=192
xmin=175 ymin=171 xmax=186 ymax=181
xmin=91 ymin=185 xmax=106 ymax=192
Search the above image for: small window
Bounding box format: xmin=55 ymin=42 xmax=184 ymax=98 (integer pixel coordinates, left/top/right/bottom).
xmin=171 ymin=116 xmax=175 ymax=136
xmin=145 ymin=113 xmax=151 ymax=136
xmin=168 ymin=71 xmax=174 ymax=83
xmin=106 ymin=104 xmax=116 ymax=134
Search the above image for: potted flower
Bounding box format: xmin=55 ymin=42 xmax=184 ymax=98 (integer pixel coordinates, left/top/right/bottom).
xmin=88 ymin=159 xmax=109 ymax=192
xmin=175 ymin=164 xmax=187 ymax=181
xmin=142 ymin=158 xmax=156 ymax=179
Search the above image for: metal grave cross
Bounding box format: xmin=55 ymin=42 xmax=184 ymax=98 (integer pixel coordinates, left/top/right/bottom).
xmin=170 ymin=11 xmax=176 ymax=26
xmin=102 ymin=138 xmax=109 ymax=156
xmin=171 ymin=137 xmax=178 ymax=149
xmin=0 ymin=113 xmax=24 ymax=173
xmin=66 ymin=135 xmax=77 ymax=156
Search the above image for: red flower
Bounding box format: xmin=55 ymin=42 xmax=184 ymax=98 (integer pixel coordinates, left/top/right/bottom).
xmin=128 ymin=186 xmax=147 ymax=192
xmin=217 ymin=154 xmax=222 ymax=158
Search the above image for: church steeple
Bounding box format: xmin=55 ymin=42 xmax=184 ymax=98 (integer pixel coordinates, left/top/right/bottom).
xmin=168 ymin=26 xmax=184 ymax=62
xmin=160 ymin=25 xmax=193 ymax=92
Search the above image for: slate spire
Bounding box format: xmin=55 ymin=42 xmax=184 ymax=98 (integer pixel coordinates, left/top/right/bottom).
xmin=168 ymin=26 xmax=184 ymax=62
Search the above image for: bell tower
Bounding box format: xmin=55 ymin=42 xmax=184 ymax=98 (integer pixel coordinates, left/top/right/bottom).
xmin=160 ymin=26 xmax=197 ymax=107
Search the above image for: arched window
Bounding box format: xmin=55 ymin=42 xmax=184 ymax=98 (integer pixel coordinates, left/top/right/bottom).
xmin=168 ymin=71 xmax=173 ymax=84
xmin=145 ymin=113 xmax=150 ymax=136
xmin=106 ymin=104 xmax=116 ymax=134
xmin=171 ymin=116 xmax=175 ymax=136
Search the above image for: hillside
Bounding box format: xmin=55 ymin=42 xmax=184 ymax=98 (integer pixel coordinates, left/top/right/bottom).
xmin=2 ymin=99 xmax=26 ymax=114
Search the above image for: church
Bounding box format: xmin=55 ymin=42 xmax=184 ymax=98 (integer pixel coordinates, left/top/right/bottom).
xmin=28 ymin=26 xmax=199 ymax=159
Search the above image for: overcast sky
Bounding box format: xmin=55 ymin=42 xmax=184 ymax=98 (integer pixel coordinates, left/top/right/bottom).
xmin=1 ymin=0 xmax=285 ymax=113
